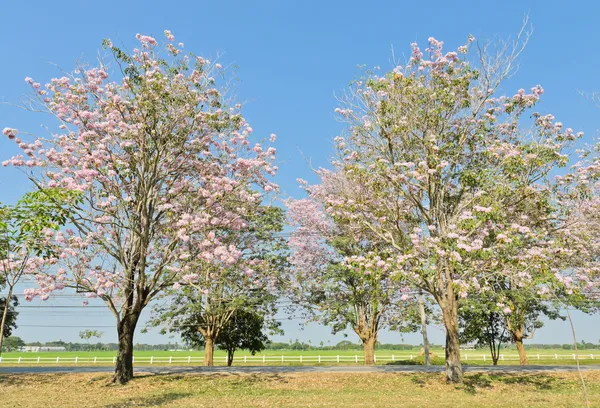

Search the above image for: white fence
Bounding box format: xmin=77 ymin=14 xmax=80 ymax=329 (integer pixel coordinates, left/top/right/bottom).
xmin=0 ymin=353 xmax=597 ymax=365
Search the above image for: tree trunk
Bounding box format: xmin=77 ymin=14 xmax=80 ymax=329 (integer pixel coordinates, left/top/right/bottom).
xmin=204 ymin=336 xmax=215 ymax=366
xmin=227 ymin=349 xmax=234 ymax=366
xmin=0 ymin=286 xmax=13 ymax=356
xmin=362 ymin=336 xmax=376 ymax=365
xmin=515 ymin=337 xmax=528 ymax=365
xmin=442 ymin=299 xmax=463 ymax=383
xmin=418 ymin=291 xmax=430 ymax=365
xmin=113 ymin=315 xmax=139 ymax=384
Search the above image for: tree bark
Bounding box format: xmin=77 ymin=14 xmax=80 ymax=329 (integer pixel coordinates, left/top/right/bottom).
xmin=418 ymin=291 xmax=430 ymax=365
xmin=362 ymin=335 xmax=376 ymax=365
xmin=442 ymin=298 xmax=463 ymax=383
xmin=112 ymin=315 xmax=139 ymax=384
xmin=0 ymin=286 xmax=14 ymax=356
xmin=515 ymin=337 xmax=528 ymax=365
xmin=204 ymin=336 xmax=215 ymax=366
xmin=227 ymin=349 xmax=234 ymax=366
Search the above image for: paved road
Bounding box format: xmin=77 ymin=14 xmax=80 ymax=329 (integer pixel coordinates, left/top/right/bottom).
xmin=2 ymin=365 xmax=600 ymax=375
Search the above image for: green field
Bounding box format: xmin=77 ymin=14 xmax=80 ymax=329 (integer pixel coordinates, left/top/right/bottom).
xmin=2 ymin=348 xmax=598 ymax=366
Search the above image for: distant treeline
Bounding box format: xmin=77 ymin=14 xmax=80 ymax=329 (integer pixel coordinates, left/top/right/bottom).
xmin=264 ymin=340 xmax=434 ymax=351
xmin=23 ymin=340 xmax=181 ymax=352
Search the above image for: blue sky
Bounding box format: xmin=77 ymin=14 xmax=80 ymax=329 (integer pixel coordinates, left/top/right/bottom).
xmin=1 ymin=0 xmax=599 ymax=345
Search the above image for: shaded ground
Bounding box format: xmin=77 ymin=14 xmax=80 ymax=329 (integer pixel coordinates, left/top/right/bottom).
xmin=0 ymin=371 xmax=598 ymax=407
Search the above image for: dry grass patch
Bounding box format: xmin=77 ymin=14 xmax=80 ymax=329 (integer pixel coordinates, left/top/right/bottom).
xmin=0 ymin=371 xmax=599 ymax=407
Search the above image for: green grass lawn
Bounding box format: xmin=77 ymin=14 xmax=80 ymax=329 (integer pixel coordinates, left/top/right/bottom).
xmin=1 ymin=371 xmax=598 ymax=407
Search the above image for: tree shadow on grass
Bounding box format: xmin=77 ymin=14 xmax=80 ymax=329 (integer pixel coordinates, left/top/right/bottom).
xmin=462 ymin=373 xmax=493 ymax=395
xmin=489 ymin=373 xmax=557 ymax=390
xmin=461 ymin=373 xmax=557 ymax=395
xmin=386 ymin=356 xmax=446 ymax=366
xmin=0 ymin=372 xmax=77 ymax=387
xmin=0 ymin=374 xmax=25 ymax=386
xmin=134 ymin=371 xmax=288 ymax=388
xmin=103 ymin=392 xmax=193 ymax=407
xmin=227 ymin=373 xmax=288 ymax=387
xmin=410 ymin=375 xmax=428 ymax=386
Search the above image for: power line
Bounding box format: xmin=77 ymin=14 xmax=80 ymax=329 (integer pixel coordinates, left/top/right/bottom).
xmin=16 ymin=318 xmax=307 ymax=328
xmin=17 ymin=305 xmax=108 ymax=309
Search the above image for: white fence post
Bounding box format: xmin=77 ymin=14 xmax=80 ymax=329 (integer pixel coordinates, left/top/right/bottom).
xmin=37 ymin=357 xmax=40 ymax=364
xmin=537 ymin=354 xmax=540 ymax=360
xmin=169 ymin=356 xmax=172 ymax=364
xmin=244 ymin=356 xmax=247 ymax=363
xmin=501 ymin=354 xmax=504 ymax=361
xmin=282 ymin=355 xmax=284 ymax=363
xmin=592 ymin=354 xmax=594 ymax=360
xmin=150 ymin=356 xmax=153 ymax=364
xmin=94 ymin=357 xmax=97 ymax=364
xmin=263 ymin=355 xmax=266 ymax=363
xmin=355 ymin=355 xmax=358 ymax=363
xmin=410 ymin=354 xmax=413 ymax=360
xmin=465 ymin=354 xmax=468 ymax=360
xmin=75 ymin=356 xmax=78 ymax=364
xmin=336 ymin=355 xmax=339 ymax=363
xmin=392 ymin=354 xmax=395 ymax=361
xmin=132 ymin=356 xmax=135 ymax=364
xmin=188 ymin=356 xmax=191 ymax=364
xmin=483 ymin=355 xmax=486 ymax=362
xmin=56 ymin=357 xmax=60 ymax=363
xmin=318 ymin=355 xmax=321 ymax=363
xmin=113 ymin=356 xmax=116 ymax=363
xmin=18 ymin=357 xmax=21 ymax=364
xmin=300 ymin=355 xmax=302 ymax=363
xmin=374 ymin=355 xmax=376 ymax=363
xmin=573 ymin=354 xmax=576 ymax=360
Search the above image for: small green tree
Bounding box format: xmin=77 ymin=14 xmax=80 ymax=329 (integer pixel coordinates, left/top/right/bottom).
xmin=459 ymin=296 xmax=512 ymax=365
xmin=79 ymin=330 xmax=104 ymax=352
xmin=2 ymin=336 xmax=25 ymax=352
xmin=0 ymin=188 xmax=76 ymax=355
xmin=0 ymin=294 xmax=18 ymax=344
xmin=184 ymin=310 xmax=278 ymax=366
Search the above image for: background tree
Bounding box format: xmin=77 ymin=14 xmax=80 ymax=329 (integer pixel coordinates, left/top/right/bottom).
xmin=499 ymin=283 xmax=564 ymax=365
xmin=286 ymin=192 xmax=418 ymax=365
xmin=0 ymin=188 xmax=74 ymax=355
xmin=2 ymin=31 xmax=277 ymax=383
xmin=459 ymin=294 xmax=512 ymax=365
xmin=79 ymin=330 xmax=104 ymax=352
xmin=310 ymin=29 xmax=580 ymax=383
xmin=2 ymin=336 xmax=25 ymax=352
xmin=152 ymin=206 xmax=286 ymax=366
xmin=0 ymin=295 xmax=17 ymax=350
xmin=182 ymin=309 xmax=278 ymax=366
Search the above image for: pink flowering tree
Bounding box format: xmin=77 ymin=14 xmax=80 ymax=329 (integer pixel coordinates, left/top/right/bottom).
xmin=551 ymin=148 xmax=600 ymax=315
xmin=1 ymin=31 xmax=277 ymax=383
xmin=285 ymin=171 xmax=418 ymax=365
xmin=312 ymin=33 xmax=582 ymax=382
xmin=457 ymin=141 xmax=600 ymax=366
xmin=0 ymin=188 xmax=75 ymax=354
xmin=459 ymin=279 xmax=565 ymax=365
xmin=150 ymin=206 xmax=286 ymax=366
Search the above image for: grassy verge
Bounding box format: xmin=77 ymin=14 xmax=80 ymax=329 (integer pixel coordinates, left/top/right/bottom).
xmin=0 ymin=371 xmax=598 ymax=407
